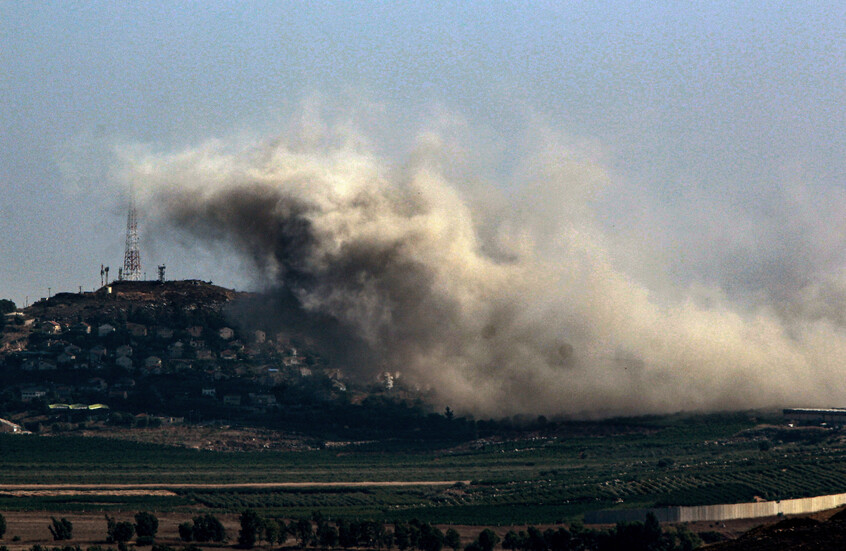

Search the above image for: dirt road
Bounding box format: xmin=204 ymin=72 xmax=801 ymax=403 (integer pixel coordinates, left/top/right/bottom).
xmin=0 ymin=480 xmax=471 ymax=495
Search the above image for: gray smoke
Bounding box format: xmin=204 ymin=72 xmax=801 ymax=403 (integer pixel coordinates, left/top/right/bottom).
xmin=122 ymin=124 xmax=846 ymax=417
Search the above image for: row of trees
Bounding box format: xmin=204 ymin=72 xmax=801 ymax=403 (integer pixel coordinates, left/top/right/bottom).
xmin=0 ymin=510 xmax=701 ymax=551
xmin=106 ymin=512 xmax=159 ymax=546
xmin=500 ymin=516 xmax=701 ymax=551
xmin=233 ymin=511 xmax=701 ymax=551
xmin=234 ymin=512 xmax=464 ymax=551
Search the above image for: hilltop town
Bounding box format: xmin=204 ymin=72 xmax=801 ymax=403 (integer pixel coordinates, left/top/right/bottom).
xmin=0 ymin=279 xmax=455 ymax=448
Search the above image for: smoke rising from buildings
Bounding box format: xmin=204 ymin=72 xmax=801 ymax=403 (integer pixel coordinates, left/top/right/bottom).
xmin=122 ymin=121 xmax=846 ymax=417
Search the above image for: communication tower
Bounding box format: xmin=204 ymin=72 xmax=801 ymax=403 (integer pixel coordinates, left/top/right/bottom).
xmin=122 ymin=187 xmax=142 ymax=281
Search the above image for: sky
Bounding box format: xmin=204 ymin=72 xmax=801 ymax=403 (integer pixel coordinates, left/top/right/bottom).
xmin=2 ymin=2 xmax=846 ymax=415
xmin=1 ymin=2 xmax=843 ymax=305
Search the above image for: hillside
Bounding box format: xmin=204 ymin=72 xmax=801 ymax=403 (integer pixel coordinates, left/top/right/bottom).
xmin=28 ymin=279 xmax=244 ymax=322
xmin=0 ymin=279 xmax=466 ymax=446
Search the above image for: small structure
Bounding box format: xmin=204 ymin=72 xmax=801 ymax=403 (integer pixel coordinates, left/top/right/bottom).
xmin=249 ymin=393 xmax=277 ymax=407
xmin=72 ymin=322 xmax=92 ymax=335
xmin=89 ymin=345 xmax=107 ymax=363
xmin=41 ymin=321 xmax=62 ymax=334
xmin=21 ymin=387 xmax=48 ymax=401
xmin=125 ymin=322 xmax=148 ymax=337
xmin=219 ymin=327 xmax=235 ymax=340
xmin=784 ymin=408 xmax=846 ymax=425
xmin=168 ymin=341 xmax=185 ymax=359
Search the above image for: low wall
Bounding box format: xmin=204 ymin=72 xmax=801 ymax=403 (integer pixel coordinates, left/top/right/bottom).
xmin=584 ymin=492 xmax=846 ymax=524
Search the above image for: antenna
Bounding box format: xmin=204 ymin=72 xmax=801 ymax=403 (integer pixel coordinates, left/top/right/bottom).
xmin=122 ymin=185 xmax=142 ymax=281
xmin=158 ymin=265 xmax=166 ymax=282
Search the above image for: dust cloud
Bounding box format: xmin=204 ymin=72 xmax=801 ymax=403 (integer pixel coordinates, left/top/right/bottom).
xmin=119 ymin=120 xmax=846 ymax=417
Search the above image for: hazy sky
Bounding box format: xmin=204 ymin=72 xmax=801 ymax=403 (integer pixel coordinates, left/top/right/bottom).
xmin=1 ymin=1 xmax=844 ymax=308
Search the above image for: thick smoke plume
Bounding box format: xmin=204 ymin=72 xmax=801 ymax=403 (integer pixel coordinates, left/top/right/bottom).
xmin=122 ymin=124 xmax=846 ymax=417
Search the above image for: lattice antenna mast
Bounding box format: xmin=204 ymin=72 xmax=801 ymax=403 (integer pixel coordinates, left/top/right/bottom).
xmin=122 ymin=185 xmax=142 ymax=281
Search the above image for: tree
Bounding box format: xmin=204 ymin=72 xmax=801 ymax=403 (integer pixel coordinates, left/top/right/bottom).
xmin=238 ymin=509 xmax=262 ymax=548
xmin=394 ymin=522 xmax=410 ymax=551
xmin=525 ymin=527 xmax=546 ymax=551
xmin=502 ymin=531 xmax=522 ymax=551
xmin=317 ymin=523 xmax=339 ymax=548
xmin=477 ymin=529 xmax=500 ymax=551
xmin=543 ymin=528 xmax=570 ymax=551
xmin=0 ymin=512 xmax=5 ymax=539
xmin=291 ymin=518 xmax=313 ymax=548
xmin=48 ymin=517 xmax=73 ymax=541
xmin=178 ymin=522 xmax=194 ymax=542
xmin=264 ymin=519 xmax=283 ymax=546
xmin=135 ymin=512 xmax=159 ymax=544
xmin=444 ymin=528 xmax=461 ymax=551
xmin=418 ymin=523 xmax=444 ymax=551
xmin=192 ymin=514 xmax=226 ymax=543
xmin=672 ymin=525 xmax=702 ymax=551
xmin=0 ymin=299 xmax=16 ymax=315
xmin=112 ymin=522 xmax=135 ymax=544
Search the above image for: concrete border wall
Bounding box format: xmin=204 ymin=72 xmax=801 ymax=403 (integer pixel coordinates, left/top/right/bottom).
xmin=584 ymin=492 xmax=846 ymax=524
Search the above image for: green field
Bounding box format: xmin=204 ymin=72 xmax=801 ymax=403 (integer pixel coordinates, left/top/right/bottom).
xmin=2 ymin=411 xmax=846 ymax=524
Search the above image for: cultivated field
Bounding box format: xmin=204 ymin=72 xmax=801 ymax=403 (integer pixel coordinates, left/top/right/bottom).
xmin=2 ymin=411 xmax=846 ymax=525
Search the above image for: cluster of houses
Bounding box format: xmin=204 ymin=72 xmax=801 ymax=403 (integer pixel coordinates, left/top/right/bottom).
xmin=2 ymin=313 xmax=337 ymax=416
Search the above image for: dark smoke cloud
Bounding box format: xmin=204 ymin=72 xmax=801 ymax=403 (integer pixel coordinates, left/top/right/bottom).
xmin=122 ymin=123 xmax=846 ymax=417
